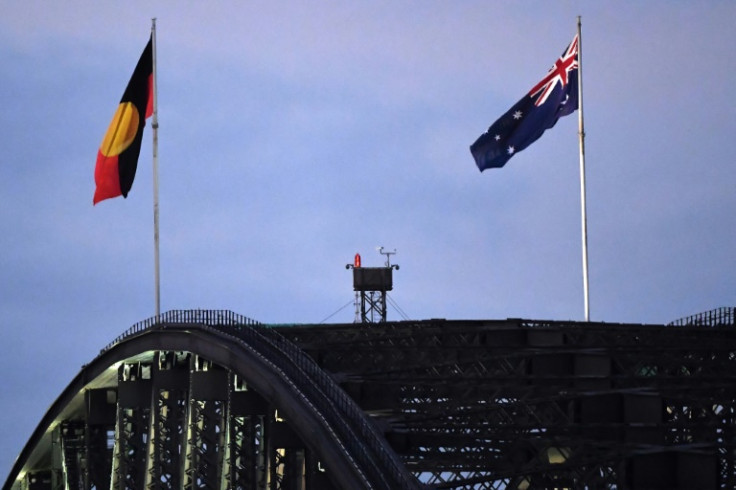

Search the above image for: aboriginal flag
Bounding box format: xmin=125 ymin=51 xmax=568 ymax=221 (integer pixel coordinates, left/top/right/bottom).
xmin=93 ymin=37 xmax=154 ymax=204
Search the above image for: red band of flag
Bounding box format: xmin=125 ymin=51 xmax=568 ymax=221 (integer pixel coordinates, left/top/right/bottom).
xmin=93 ymin=36 xmax=153 ymax=205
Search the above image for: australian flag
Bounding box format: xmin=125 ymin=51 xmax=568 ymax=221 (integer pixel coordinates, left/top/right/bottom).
xmin=470 ymin=35 xmax=579 ymax=172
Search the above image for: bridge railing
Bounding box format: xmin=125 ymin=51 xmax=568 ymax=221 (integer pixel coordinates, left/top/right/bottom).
xmin=668 ymin=307 xmax=736 ymax=327
xmin=100 ymin=309 xmax=261 ymax=353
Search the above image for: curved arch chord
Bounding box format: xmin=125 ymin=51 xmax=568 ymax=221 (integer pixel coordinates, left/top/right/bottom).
xmin=5 ymin=311 xmax=420 ymax=490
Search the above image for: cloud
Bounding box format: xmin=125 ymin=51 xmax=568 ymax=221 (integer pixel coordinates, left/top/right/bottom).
xmin=2 ymin=1 xmax=736 ymax=477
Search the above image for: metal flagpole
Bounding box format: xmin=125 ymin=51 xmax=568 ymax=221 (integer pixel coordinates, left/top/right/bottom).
xmin=576 ymin=16 xmax=590 ymax=321
xmin=151 ymin=18 xmax=161 ymax=317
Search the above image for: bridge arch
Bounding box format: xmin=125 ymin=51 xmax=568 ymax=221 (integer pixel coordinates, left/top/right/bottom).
xmin=6 ymin=310 xmax=418 ymax=490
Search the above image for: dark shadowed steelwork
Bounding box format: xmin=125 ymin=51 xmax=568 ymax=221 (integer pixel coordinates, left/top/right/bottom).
xmin=5 ymin=310 xmax=416 ymax=490
xmin=5 ymin=308 xmax=736 ymax=489
xmin=277 ymin=308 xmax=736 ymax=489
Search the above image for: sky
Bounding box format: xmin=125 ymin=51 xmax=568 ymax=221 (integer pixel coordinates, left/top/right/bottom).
xmin=2 ymin=0 xmax=735 ymax=478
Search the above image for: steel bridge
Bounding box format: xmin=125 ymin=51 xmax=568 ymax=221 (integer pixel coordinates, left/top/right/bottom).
xmin=5 ymin=307 xmax=736 ymax=489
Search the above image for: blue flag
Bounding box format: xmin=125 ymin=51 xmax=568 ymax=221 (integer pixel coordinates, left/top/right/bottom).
xmin=471 ymin=35 xmax=579 ymax=172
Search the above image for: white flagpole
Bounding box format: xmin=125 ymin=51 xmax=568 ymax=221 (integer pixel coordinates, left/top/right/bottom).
xmin=576 ymin=16 xmax=590 ymax=321
xmin=151 ymin=18 xmax=161 ymax=317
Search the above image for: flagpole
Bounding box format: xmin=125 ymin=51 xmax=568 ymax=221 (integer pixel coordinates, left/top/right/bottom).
xmin=151 ymin=18 xmax=161 ymax=317
xmin=576 ymin=15 xmax=590 ymax=321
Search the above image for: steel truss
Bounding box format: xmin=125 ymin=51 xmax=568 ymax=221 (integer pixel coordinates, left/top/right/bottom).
xmin=107 ymin=356 xmax=325 ymax=490
xmin=8 ymin=310 xmax=414 ymax=490
xmin=6 ymin=308 xmax=736 ymax=490
xmin=360 ymin=290 xmax=387 ymax=323
xmin=277 ymin=311 xmax=736 ymax=489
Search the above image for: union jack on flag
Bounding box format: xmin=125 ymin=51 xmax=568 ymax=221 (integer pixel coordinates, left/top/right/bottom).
xmin=470 ymin=35 xmax=579 ymax=172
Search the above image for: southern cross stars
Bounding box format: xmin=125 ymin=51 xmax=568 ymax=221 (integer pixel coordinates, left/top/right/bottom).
xmin=469 ymin=34 xmax=579 ymax=172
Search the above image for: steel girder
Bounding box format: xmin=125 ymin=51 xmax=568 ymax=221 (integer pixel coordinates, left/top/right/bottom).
xmin=6 ymin=309 xmax=736 ymax=489
xmin=6 ymin=311 xmax=416 ymax=490
xmin=277 ymin=316 xmax=736 ymax=489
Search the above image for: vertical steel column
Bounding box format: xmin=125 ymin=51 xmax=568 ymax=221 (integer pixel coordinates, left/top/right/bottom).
xmin=281 ymin=449 xmax=305 ymax=490
xmin=85 ymin=389 xmax=116 ymax=490
xmin=360 ymin=290 xmax=387 ymax=323
xmin=226 ymin=414 xmax=266 ymax=489
xmin=184 ymin=358 xmax=228 ymax=489
xmin=148 ymin=351 xmax=190 ymax=489
xmin=59 ymin=421 xmax=85 ymax=489
xmin=268 ymin=418 xmax=306 ymax=490
xmin=112 ymin=363 xmax=153 ymax=489
xmin=227 ymin=379 xmax=269 ymax=489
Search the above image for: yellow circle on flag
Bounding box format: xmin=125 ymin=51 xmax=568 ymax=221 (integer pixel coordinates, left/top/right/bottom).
xmin=99 ymin=102 xmax=140 ymax=157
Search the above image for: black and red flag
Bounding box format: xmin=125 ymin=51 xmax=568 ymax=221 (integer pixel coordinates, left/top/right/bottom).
xmin=93 ymin=36 xmax=154 ymax=204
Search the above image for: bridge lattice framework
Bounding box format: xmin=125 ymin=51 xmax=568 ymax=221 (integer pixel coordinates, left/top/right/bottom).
xmin=5 ymin=307 xmax=736 ymax=489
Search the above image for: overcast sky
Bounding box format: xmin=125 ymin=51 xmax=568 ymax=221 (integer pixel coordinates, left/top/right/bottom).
xmin=2 ymin=1 xmax=735 ymax=477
